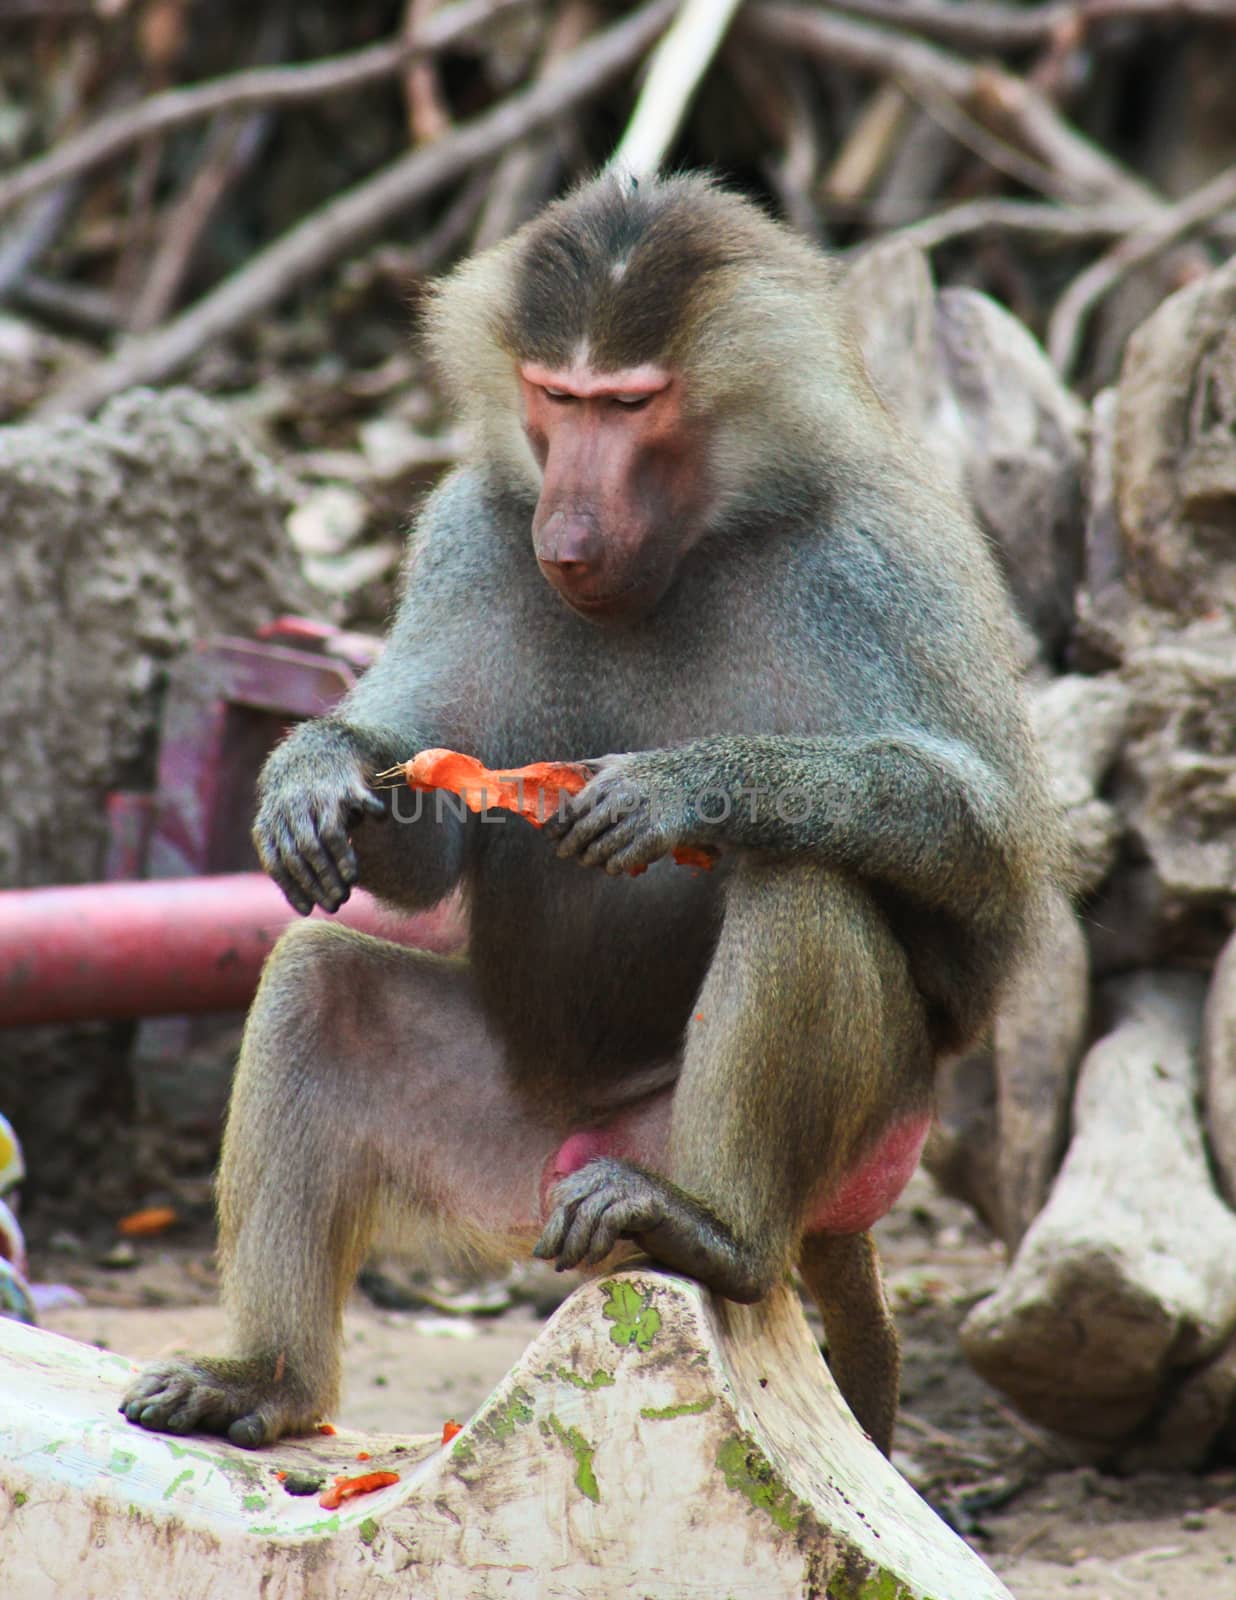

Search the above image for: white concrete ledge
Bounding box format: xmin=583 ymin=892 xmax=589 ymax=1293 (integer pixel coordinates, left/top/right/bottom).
xmin=0 ymin=1267 xmax=1009 ymax=1599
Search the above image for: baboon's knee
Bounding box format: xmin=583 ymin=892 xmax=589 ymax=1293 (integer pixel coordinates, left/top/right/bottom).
xmin=234 ymin=926 xmax=378 ymax=1100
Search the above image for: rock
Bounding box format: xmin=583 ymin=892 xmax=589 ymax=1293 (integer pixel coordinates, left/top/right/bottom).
xmin=99 ymin=1242 xmax=138 ymax=1271
xmin=0 ymin=311 xmax=86 ymax=422
xmin=992 ymin=890 xmax=1090 ymax=1250
xmin=1202 ymin=930 xmax=1236 ymax=1208
xmin=844 ymin=237 xmax=963 ymax=496
xmin=356 ymin=417 xmax=466 ymax=482
xmin=0 ymin=387 xmax=306 ymax=891
xmin=286 ymin=483 xmax=368 ymax=556
xmin=934 ymin=288 xmax=1088 ymax=660
xmin=1117 ymin=633 xmax=1236 ymax=907
xmin=922 ymin=1047 xmax=1001 ymax=1236
xmin=1113 ymin=254 xmax=1236 ymax=619
xmin=1073 ymin=388 xmax=1127 ymax=671
xmin=281 ymin=1469 xmax=327 ymax=1496
xmin=848 ymin=250 xmax=1089 ymax=661
xmin=1084 ymin=860 xmax=1232 ymax=977
xmin=1062 ymin=800 xmax=1124 ymax=901
xmin=1071 ymin=385 xmax=1155 ymax=674
xmin=926 ymin=891 xmax=1090 ymax=1252
xmin=1119 ymin=1330 xmax=1236 ymax=1472
xmin=1028 ymin=673 xmax=1131 ymax=896
xmin=0 ymin=388 xmax=312 ymax=1198
xmin=961 ymin=972 xmax=1236 ymax=1459
xmin=303 ymin=540 xmax=403 ymax=596
xmin=1029 ymin=674 xmax=1132 ymax=809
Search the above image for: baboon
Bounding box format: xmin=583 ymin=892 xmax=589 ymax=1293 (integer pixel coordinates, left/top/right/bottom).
xmin=121 ymin=172 xmax=1061 ymax=1455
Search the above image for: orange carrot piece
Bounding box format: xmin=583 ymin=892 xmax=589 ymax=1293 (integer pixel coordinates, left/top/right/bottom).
xmin=355 ymin=1450 xmax=371 ymax=1461
xmin=441 ymin=1419 xmax=463 ymax=1444
xmin=117 ymin=1206 xmax=178 ymax=1237
xmin=318 ymin=1470 xmax=401 ymax=1510
xmin=395 ymin=749 xmax=715 ymax=872
xmin=406 ymin=749 xmax=588 ymax=828
xmin=667 ymin=844 xmax=715 ymax=871
xmin=275 ymin=1470 xmax=288 ymax=1481
xmin=316 ymin=1421 xmax=338 ymax=1436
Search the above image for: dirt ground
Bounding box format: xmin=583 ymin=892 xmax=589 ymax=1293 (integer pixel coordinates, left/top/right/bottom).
xmin=26 ymin=1170 xmax=1236 ymax=1599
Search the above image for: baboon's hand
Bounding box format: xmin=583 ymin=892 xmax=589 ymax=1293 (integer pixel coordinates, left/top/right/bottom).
xmin=534 ymin=1156 xmax=667 ymax=1269
xmin=545 ymin=751 xmax=691 ymax=876
xmin=534 ymin=1156 xmax=766 ymax=1303
xmin=253 ymin=730 xmax=385 ymax=915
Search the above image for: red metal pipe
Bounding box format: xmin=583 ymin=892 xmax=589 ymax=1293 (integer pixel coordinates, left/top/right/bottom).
xmin=0 ymin=875 xmax=464 ymax=1027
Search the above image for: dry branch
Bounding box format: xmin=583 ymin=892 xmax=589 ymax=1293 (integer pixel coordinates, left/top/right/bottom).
xmin=35 ymin=0 xmax=676 ymax=419
xmin=404 ymin=167 xmax=495 ymax=274
xmin=886 ymin=198 xmax=1143 ymax=252
xmin=765 ymin=62 xmax=827 ymax=235
xmin=823 ymin=0 xmax=1236 ymax=53
xmin=0 ymin=185 xmax=75 ymax=300
xmin=471 ymin=0 xmax=598 ymax=250
xmin=912 ymin=86 xmax=1082 ymax=204
xmin=824 ymin=84 xmax=910 ymax=206
xmin=9 ymin=274 xmax=120 ymax=337
xmin=128 ymin=113 xmax=267 ymax=333
xmin=402 ymin=0 xmax=454 ymax=145
xmin=0 ymin=2 xmax=97 ymax=16
xmin=745 ymin=2 xmax=1161 ymax=211
xmin=1048 ymin=160 xmax=1236 ymax=376
xmin=0 ymin=0 xmax=533 ymax=222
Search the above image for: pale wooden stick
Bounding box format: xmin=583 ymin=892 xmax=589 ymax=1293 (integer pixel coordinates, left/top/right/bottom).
xmin=610 ymin=0 xmax=745 ymax=179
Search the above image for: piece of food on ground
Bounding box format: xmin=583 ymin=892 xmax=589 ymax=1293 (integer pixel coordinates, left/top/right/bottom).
xmin=318 ymin=1470 xmax=401 ymax=1509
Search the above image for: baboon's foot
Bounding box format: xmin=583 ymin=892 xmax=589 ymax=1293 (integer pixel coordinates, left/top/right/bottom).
xmin=119 ymin=1354 xmax=321 ymax=1448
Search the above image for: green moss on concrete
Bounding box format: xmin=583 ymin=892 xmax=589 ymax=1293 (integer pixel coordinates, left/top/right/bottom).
xmin=602 ymin=1280 xmax=661 ymax=1351
xmin=826 ymin=1569 xmax=921 ymax=1600
xmin=715 ymin=1435 xmax=803 ymax=1535
xmin=547 ymin=1413 xmax=600 ymax=1503
xmin=165 ymin=1440 xmax=215 ymax=1464
xmin=547 ymin=1364 xmax=616 ymax=1392
xmin=478 ymin=1386 xmax=535 ymax=1442
xmin=165 ymin=1437 xmax=261 ymax=1490
xmin=640 ymin=1397 xmax=716 ymax=1421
